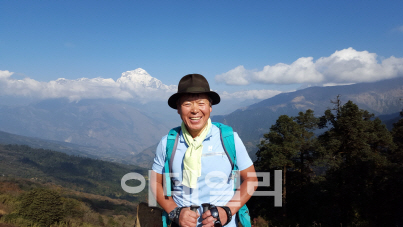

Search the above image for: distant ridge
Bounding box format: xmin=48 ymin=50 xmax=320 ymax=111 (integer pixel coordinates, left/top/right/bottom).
xmin=0 ymin=99 xmax=171 ymax=163
xmin=0 ymin=130 xmax=98 ymax=159
xmin=212 ymin=76 xmax=403 ymax=156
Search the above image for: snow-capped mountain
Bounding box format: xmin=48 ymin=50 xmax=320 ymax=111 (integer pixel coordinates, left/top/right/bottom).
xmin=117 ymin=68 xmax=176 ymax=90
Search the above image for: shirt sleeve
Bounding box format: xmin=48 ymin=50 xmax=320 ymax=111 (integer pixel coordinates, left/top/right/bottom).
xmin=152 ymin=135 xmax=168 ymax=174
xmin=233 ymin=132 xmax=253 ymax=171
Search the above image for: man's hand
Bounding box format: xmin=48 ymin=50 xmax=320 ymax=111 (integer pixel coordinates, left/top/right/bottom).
xmin=179 ymin=208 xmax=199 ymax=227
xmin=201 ymin=207 xmax=227 ymax=227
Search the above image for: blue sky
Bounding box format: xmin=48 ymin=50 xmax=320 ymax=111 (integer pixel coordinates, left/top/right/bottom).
xmin=1 ymin=0 xmax=403 ymax=103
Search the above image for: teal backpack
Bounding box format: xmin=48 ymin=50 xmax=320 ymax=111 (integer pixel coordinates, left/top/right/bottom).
xmin=161 ymin=122 xmax=251 ymax=227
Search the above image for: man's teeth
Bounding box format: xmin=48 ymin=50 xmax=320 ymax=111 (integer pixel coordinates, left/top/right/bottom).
xmin=190 ymin=117 xmax=201 ymax=120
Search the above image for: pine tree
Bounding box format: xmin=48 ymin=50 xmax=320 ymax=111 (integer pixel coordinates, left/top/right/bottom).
xmin=18 ymin=188 xmax=63 ymax=226
xmin=386 ymin=111 xmax=403 ymax=224
xmin=294 ymin=109 xmax=320 ymax=184
xmin=318 ymin=100 xmax=394 ymax=225
xmin=391 ymin=112 xmax=403 ymax=163
xmin=254 ymin=110 xmax=320 ymax=223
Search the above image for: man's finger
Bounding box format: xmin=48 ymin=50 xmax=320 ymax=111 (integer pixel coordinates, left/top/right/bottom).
xmin=201 ymin=216 xmax=215 ymax=225
xmin=179 ymin=209 xmax=199 ymax=227
xmin=201 ymin=210 xmax=211 ymax=219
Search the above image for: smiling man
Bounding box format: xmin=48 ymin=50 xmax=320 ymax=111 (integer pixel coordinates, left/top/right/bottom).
xmin=150 ymin=74 xmax=257 ymax=227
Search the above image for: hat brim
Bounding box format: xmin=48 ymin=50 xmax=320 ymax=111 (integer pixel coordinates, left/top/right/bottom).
xmin=168 ymin=91 xmax=220 ymax=109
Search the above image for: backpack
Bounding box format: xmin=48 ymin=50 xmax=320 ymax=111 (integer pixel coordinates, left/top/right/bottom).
xmin=161 ymin=122 xmax=251 ymax=227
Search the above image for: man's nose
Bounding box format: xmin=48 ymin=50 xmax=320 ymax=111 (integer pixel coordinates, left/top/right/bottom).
xmin=190 ymin=104 xmax=199 ymax=113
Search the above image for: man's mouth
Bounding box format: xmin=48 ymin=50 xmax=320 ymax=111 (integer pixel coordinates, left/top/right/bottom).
xmin=190 ymin=117 xmax=202 ymax=120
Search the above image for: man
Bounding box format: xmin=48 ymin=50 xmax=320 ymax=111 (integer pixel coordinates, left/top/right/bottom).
xmin=150 ymin=74 xmax=257 ymax=227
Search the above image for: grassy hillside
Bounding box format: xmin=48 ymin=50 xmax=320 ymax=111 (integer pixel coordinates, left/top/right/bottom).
xmin=0 ymin=144 xmax=154 ymax=226
xmin=0 ymin=144 xmax=148 ymax=203
xmin=0 ymin=177 xmax=138 ymax=227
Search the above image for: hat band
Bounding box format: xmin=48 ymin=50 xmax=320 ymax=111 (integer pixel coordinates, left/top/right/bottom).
xmin=180 ymin=87 xmax=209 ymax=93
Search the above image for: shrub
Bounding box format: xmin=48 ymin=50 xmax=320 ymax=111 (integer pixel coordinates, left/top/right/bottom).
xmin=61 ymin=198 xmax=83 ymax=219
xmin=17 ymin=188 xmax=63 ymax=226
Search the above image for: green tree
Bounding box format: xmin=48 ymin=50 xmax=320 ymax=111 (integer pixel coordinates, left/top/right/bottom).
xmin=255 ymin=114 xmax=301 ymax=218
xmin=391 ymin=111 xmax=403 ymax=163
xmin=318 ymin=100 xmax=395 ymax=225
xmin=386 ymin=112 xmax=403 ymax=224
xmin=294 ymin=109 xmax=321 ymax=184
xmin=17 ymin=188 xmax=63 ymax=226
xmin=61 ymin=197 xmax=84 ymax=219
xmin=254 ymin=110 xmax=320 ymax=224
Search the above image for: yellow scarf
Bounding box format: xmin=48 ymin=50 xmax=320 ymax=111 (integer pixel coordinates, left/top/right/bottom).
xmin=181 ymin=118 xmax=212 ymax=188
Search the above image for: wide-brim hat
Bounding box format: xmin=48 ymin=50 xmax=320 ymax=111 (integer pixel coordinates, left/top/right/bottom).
xmin=168 ymin=74 xmax=220 ymax=109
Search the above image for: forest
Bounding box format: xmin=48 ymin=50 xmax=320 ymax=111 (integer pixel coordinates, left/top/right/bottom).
xmin=249 ymin=98 xmax=403 ymax=227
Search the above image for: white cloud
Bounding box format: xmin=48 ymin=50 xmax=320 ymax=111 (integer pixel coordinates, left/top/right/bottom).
xmin=0 ymin=68 xmax=177 ymax=103
xmin=215 ymin=65 xmax=251 ymax=85
xmin=0 ymin=70 xmax=13 ymax=79
xmin=254 ymin=57 xmax=323 ymax=84
xmin=220 ymin=89 xmax=282 ymax=100
xmin=216 ymin=48 xmax=403 ymax=85
xmin=315 ymin=48 xmax=403 ymax=83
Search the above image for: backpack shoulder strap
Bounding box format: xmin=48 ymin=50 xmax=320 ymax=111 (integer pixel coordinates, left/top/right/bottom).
xmin=163 ymin=126 xmax=180 ymax=196
xmin=212 ymin=122 xmax=237 ymax=170
xmin=212 ymin=123 xmax=252 ymax=227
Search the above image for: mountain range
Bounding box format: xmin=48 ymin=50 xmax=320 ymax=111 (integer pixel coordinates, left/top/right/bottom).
xmin=212 ymin=77 xmax=403 ymax=156
xmin=0 ymin=74 xmax=402 ymax=168
xmin=0 ymin=99 xmax=173 ymax=163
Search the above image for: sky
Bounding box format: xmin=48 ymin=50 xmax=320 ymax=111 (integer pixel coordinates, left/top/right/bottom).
xmin=1 ymin=0 xmax=403 ymax=105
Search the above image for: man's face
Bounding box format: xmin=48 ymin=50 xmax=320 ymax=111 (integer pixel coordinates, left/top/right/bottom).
xmin=177 ymin=93 xmax=212 ymax=138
